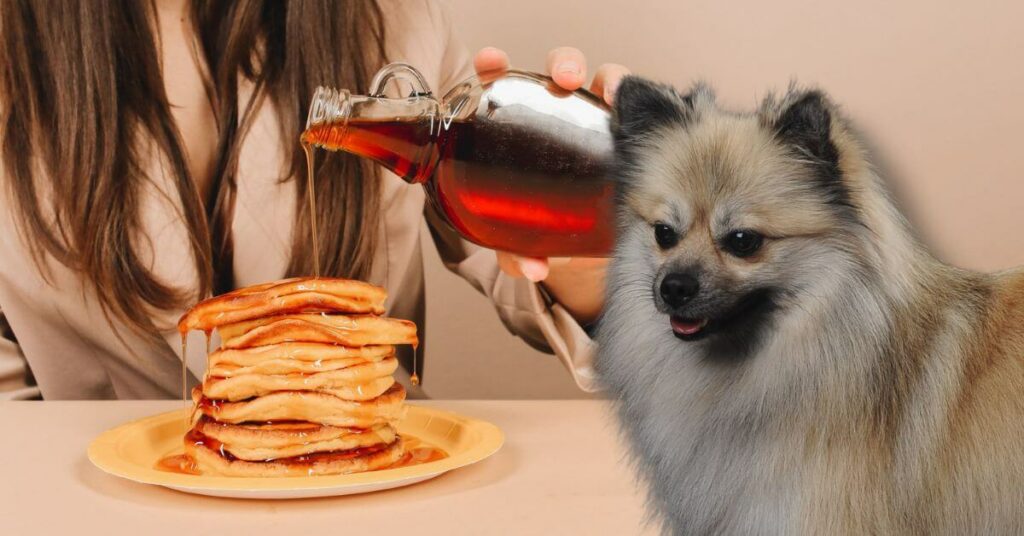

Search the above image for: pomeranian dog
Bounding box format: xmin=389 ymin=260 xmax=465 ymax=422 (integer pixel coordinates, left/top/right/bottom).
xmin=595 ymin=77 xmax=1024 ymax=535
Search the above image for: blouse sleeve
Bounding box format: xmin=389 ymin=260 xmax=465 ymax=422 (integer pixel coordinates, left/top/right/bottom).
xmin=420 ymin=1 xmax=599 ymax=392
xmin=0 ymin=308 xmax=40 ymax=400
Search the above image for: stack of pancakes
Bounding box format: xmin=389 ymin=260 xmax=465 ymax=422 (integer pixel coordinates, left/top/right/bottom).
xmin=177 ymin=277 xmax=417 ymax=477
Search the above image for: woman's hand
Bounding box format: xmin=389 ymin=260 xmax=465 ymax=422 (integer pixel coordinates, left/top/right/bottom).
xmin=471 ymin=46 xmax=629 ymax=326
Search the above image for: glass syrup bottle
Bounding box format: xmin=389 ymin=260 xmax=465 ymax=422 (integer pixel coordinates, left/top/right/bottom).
xmin=302 ymin=62 xmax=615 ymax=258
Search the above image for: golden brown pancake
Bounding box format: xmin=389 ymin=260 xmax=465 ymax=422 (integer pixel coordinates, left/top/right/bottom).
xmin=186 ymin=433 xmax=405 ymax=477
xmin=193 ymin=419 xmax=398 ymax=461
xmin=204 ymin=374 xmax=395 ymax=402
xmin=202 ymin=357 xmax=399 ymax=401
xmin=219 ymin=314 xmax=418 ymax=349
xmin=312 ymin=380 xmax=396 ymax=401
xmin=178 ymin=277 xmax=387 ymax=334
xmin=207 ymin=343 xmax=393 ymax=376
xmin=194 ymin=382 xmax=407 ymax=427
xmin=208 ymin=356 xmax=385 ymax=378
xmin=194 ymin=418 xmax=394 ymax=449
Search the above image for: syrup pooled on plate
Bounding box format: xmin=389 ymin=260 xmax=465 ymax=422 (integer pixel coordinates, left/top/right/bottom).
xmin=387 ymin=435 xmax=447 ymax=468
xmin=156 ymin=454 xmax=201 ymax=476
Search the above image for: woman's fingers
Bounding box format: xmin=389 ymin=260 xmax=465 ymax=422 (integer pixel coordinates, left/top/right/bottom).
xmin=545 ymin=46 xmax=588 ymax=90
xmin=496 ymin=251 xmax=550 ymax=282
xmin=480 ymin=46 xmax=628 ymax=106
xmin=590 ymin=63 xmax=631 ymax=105
xmin=473 ymin=46 xmax=510 ymax=75
xmin=496 ymin=251 xmax=524 ymax=277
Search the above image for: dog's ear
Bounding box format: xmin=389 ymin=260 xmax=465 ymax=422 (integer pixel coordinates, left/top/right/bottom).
xmin=611 ymin=77 xmax=706 ymax=146
xmin=765 ymin=89 xmax=841 ymax=180
xmin=761 ymin=88 xmax=850 ymax=207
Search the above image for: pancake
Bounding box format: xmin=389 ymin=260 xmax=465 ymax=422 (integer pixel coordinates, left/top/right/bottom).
xmin=219 ymin=314 xmax=418 ymax=349
xmin=194 ymin=382 xmax=407 ymax=427
xmin=207 ymin=343 xmax=393 ymax=376
xmin=186 ymin=433 xmax=405 ymax=477
xmin=202 ymin=357 xmax=399 ymax=401
xmin=178 ymin=277 xmax=387 ymax=334
xmin=205 ymin=374 xmax=395 ymax=402
xmin=209 ymin=356 xmax=385 ymax=378
xmin=193 ymin=419 xmax=398 ymax=461
xmin=201 ymin=373 xmax=393 ymax=401
xmin=194 ymin=418 xmax=394 ymax=449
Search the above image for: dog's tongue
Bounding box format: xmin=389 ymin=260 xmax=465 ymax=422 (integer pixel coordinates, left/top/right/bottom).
xmin=671 ymin=316 xmax=707 ymax=336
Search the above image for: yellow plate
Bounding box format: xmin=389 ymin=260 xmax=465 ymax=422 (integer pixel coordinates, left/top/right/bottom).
xmin=87 ymin=405 xmax=504 ymax=499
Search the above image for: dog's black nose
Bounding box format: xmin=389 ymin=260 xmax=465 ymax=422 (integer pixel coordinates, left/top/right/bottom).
xmin=660 ymin=273 xmax=699 ymax=307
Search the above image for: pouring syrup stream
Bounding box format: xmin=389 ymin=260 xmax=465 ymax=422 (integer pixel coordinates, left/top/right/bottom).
xmin=180 ymin=336 xmax=188 ymax=430
xmin=302 ymin=141 xmax=321 ymax=279
xmin=301 ymin=133 xmax=419 ymax=386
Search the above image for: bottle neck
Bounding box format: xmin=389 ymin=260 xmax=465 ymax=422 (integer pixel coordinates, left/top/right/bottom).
xmin=302 ymin=87 xmax=442 ymax=184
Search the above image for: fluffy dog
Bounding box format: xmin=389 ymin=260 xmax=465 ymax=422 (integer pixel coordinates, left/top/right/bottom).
xmin=595 ymin=77 xmax=1024 ymax=534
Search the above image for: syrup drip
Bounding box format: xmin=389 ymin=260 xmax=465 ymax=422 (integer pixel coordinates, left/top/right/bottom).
xmin=410 ymin=341 xmax=420 ymax=386
xmin=180 ymin=334 xmax=188 ymax=431
xmin=202 ymin=329 xmax=212 ymax=418
xmin=302 ymin=141 xmax=321 ymax=279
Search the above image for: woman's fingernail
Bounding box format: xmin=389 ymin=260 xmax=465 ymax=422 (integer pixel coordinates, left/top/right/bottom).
xmin=520 ymin=261 xmax=547 ymax=282
xmin=557 ymin=61 xmax=582 ymax=76
xmin=605 ymin=80 xmax=620 ymax=104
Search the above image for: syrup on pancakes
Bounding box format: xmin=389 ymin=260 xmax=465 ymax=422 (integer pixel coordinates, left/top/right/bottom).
xmin=156 ymin=431 xmax=445 ymax=476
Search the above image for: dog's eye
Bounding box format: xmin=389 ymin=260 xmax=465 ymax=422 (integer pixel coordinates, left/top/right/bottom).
xmin=722 ymin=230 xmax=763 ymax=258
xmin=653 ymin=223 xmax=679 ymax=249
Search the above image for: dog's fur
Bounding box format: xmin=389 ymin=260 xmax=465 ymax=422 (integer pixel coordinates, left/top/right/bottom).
xmin=595 ymin=77 xmax=1024 ymax=534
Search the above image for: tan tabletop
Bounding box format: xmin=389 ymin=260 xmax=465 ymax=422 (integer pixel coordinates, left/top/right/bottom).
xmin=0 ymin=400 xmax=653 ymax=535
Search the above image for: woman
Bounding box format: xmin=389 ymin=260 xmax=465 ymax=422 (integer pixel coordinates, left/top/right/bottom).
xmin=0 ymin=0 xmax=625 ymax=399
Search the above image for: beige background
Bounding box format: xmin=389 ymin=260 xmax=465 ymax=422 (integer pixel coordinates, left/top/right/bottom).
xmin=420 ymin=0 xmax=1024 ymax=399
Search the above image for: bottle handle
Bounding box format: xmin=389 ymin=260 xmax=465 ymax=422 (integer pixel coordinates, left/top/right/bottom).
xmin=368 ymin=62 xmax=434 ymax=98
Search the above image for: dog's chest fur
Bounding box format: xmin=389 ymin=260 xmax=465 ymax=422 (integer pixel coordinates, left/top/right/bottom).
xmin=605 ymin=328 xmax=887 ymax=534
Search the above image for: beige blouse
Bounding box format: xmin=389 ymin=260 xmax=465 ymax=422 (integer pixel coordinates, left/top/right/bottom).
xmin=0 ymin=0 xmax=597 ymax=400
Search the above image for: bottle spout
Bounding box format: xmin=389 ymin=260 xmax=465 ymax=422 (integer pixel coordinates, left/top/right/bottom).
xmin=306 ymin=86 xmax=352 ymax=131
xmin=301 ymin=81 xmax=442 ymax=183
xmin=303 ymin=87 xmax=359 ymax=152
xmin=305 ymin=62 xmax=436 ymax=135
xmin=301 ymin=63 xmax=443 ymax=183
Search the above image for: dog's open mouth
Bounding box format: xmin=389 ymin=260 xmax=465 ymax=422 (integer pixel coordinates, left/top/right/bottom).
xmin=667 ymin=288 xmax=780 ymax=345
xmin=670 ymin=316 xmax=709 ymax=340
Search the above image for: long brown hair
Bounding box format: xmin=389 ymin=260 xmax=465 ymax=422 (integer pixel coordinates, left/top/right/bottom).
xmin=0 ymin=0 xmax=385 ymax=341
xmin=1 ymin=0 xmax=211 ymax=342
xmin=194 ymin=0 xmax=386 ymax=293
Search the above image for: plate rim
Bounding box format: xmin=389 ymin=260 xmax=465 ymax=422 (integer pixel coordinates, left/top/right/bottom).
xmin=87 ymin=404 xmax=504 ymax=493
